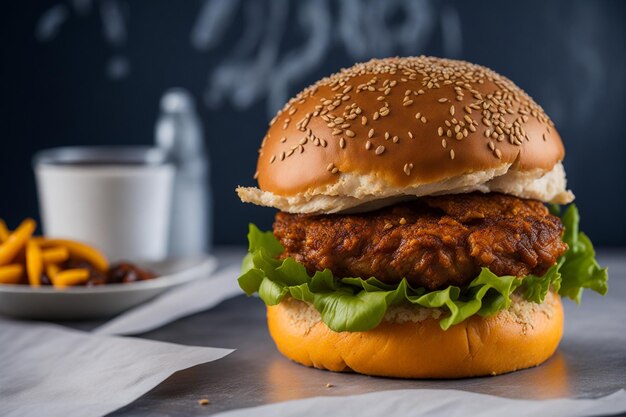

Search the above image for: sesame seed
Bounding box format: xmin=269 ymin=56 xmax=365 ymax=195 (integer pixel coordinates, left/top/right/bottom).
xmin=399 ymin=217 xmax=407 ymax=225
xmin=375 ymin=145 xmax=385 ymax=155
xmin=488 ymin=141 xmax=495 ymax=151
xmin=368 ymin=129 xmax=375 ymax=138
xmin=299 ymin=137 xmax=308 ymax=145
xmin=449 ymin=149 xmax=455 ymax=160
xmin=392 ymin=136 xmax=399 ymax=143
xmin=198 ymin=399 xmax=210 ymax=406
xmin=326 ymin=163 xmax=334 ymax=171
xmin=415 ymin=112 xmax=421 ymax=120
xmin=441 ymin=139 xmax=447 ymax=148
xmin=345 ymin=130 xmax=355 ymax=137
xmin=331 ymin=129 xmax=342 ymax=136
xmin=264 ymin=57 xmax=554 ymax=168
xmin=270 ymin=155 xmax=276 ymax=163
xmin=331 ymin=167 xmax=339 ymax=174
xmin=384 ymin=132 xmax=390 ymax=140
xmin=365 ymin=141 xmax=372 ymax=150
xmin=449 ymin=106 xmax=455 ymax=116
xmin=403 ymin=163 xmax=412 ymax=176
xmin=339 ymin=137 xmax=346 ymax=148
xmin=280 ymin=152 xmax=285 ymax=161
xmin=456 ymin=132 xmax=463 ymax=140
xmin=495 ymin=148 xmax=502 ymax=159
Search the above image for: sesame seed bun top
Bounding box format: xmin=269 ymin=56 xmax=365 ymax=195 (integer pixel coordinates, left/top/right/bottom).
xmin=237 ymin=56 xmax=573 ymax=214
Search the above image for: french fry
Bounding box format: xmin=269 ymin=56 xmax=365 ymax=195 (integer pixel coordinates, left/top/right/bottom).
xmin=42 ymin=246 xmax=69 ymax=265
xmin=0 ymin=220 xmax=10 ymax=243
xmin=0 ymin=264 xmax=23 ymax=284
xmin=0 ymin=218 xmax=36 ymax=266
xmin=29 ymin=236 xmax=46 ymax=245
xmin=46 ymin=264 xmax=60 ymax=280
xmin=40 ymin=239 xmax=109 ymax=272
xmin=52 ymin=268 xmax=89 ymax=288
xmin=26 ymin=241 xmax=43 ymax=287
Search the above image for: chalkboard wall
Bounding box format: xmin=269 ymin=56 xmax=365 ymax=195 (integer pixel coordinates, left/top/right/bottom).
xmin=1 ymin=0 xmax=625 ymax=245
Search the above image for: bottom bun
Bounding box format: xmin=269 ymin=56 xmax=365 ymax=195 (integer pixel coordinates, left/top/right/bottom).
xmin=267 ymin=292 xmax=563 ymax=379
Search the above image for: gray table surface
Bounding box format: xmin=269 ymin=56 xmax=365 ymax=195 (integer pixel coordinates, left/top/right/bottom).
xmin=103 ymin=248 xmax=626 ymax=416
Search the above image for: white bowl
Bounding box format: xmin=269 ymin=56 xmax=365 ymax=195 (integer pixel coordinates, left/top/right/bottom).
xmin=0 ymin=256 xmax=216 ymax=320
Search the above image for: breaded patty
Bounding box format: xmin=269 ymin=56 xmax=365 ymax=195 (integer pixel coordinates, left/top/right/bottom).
xmin=273 ymin=193 xmax=567 ymax=290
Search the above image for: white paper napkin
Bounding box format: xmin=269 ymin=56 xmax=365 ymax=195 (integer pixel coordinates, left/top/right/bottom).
xmin=94 ymin=264 xmax=242 ymax=335
xmin=213 ymin=388 xmax=626 ymax=417
xmin=0 ymin=318 xmax=233 ymax=417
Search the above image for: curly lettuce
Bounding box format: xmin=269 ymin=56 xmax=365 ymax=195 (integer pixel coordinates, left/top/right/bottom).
xmin=239 ymin=204 xmax=608 ymax=332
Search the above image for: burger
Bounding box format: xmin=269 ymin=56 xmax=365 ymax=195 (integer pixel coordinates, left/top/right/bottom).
xmin=236 ymin=56 xmax=608 ymax=378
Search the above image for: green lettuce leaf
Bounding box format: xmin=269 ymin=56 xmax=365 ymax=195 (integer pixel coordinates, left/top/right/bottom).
xmin=558 ymin=205 xmax=608 ymax=302
xmin=239 ymin=203 xmax=608 ymax=332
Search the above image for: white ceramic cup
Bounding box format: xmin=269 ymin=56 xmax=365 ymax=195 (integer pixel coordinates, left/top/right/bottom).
xmin=34 ymin=147 xmax=174 ymax=262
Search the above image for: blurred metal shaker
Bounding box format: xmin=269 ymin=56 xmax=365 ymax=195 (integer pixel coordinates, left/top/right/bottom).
xmin=155 ymin=88 xmax=212 ymax=256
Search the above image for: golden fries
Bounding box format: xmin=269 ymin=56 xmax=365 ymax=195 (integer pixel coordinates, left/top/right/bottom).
xmin=0 ymin=220 xmax=10 ymax=243
xmin=46 ymin=264 xmax=60 ymax=280
xmin=0 ymin=218 xmax=110 ymax=288
xmin=42 ymin=246 xmax=69 ymax=264
xmin=52 ymin=268 xmax=90 ymax=288
xmin=39 ymin=239 xmax=109 ymax=272
xmin=0 ymin=264 xmax=23 ymax=284
xmin=0 ymin=218 xmax=35 ymax=266
xmin=26 ymin=241 xmax=43 ymax=287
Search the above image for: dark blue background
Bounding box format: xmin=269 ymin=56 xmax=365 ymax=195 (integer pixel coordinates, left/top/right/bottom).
xmin=1 ymin=0 xmax=625 ymax=245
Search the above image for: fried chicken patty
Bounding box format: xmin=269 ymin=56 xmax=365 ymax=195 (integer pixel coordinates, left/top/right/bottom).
xmin=273 ymin=193 xmax=568 ymax=290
